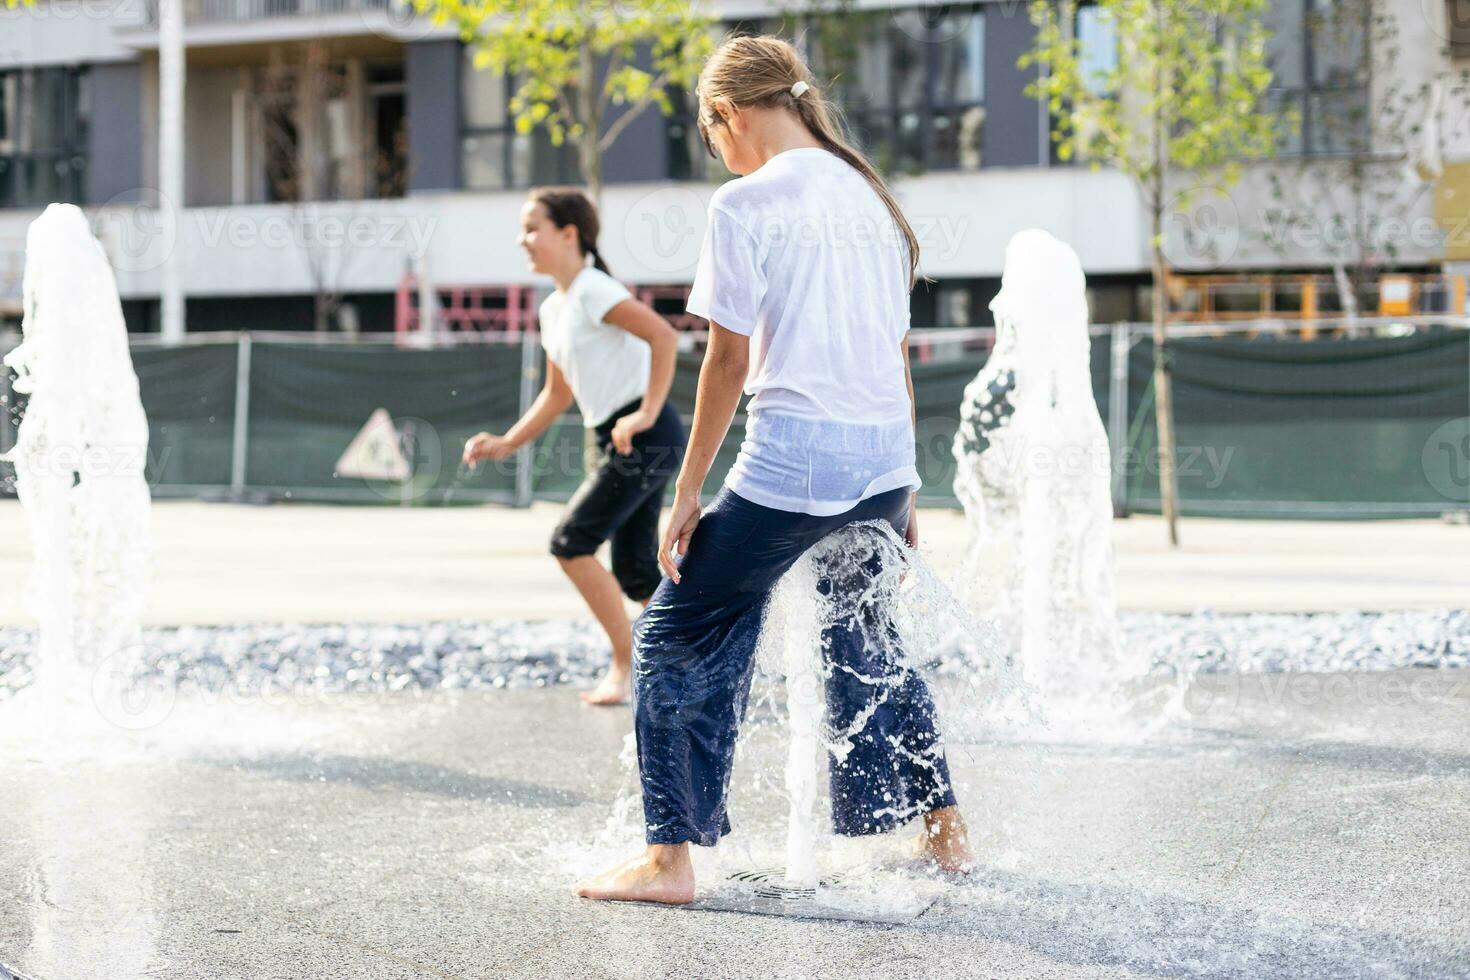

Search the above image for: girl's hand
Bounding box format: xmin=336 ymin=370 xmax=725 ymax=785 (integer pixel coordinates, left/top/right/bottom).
xmin=463 ymin=432 xmax=516 ymax=465
xmin=658 ymin=487 xmax=703 ymax=584
xmin=610 ymin=409 xmax=655 ymax=456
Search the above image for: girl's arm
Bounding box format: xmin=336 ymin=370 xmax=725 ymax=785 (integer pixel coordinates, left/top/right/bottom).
xmin=902 ymin=333 xmax=919 ymax=550
xmin=463 ymin=359 xmax=574 ymax=464
xmin=659 ymin=323 xmax=750 ymax=583
xmin=601 ymin=298 xmax=680 ymax=455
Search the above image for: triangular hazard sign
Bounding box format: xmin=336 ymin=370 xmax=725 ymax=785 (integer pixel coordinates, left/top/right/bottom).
xmin=335 ymin=407 xmax=411 ymax=482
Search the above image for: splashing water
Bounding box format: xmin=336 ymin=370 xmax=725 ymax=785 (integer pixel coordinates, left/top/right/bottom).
xmin=1 ymin=203 xmax=152 ymax=734
xmin=743 ymin=520 xmax=1015 ymax=899
xmin=953 ymin=229 xmax=1154 ymax=740
xmin=551 ymin=516 xmax=1020 ymax=912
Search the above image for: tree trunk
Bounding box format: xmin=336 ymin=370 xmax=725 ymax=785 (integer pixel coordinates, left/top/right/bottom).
xmin=1151 ymin=209 xmax=1181 ymax=547
xmin=1148 ymin=0 xmax=1179 ymax=548
xmin=577 ymin=40 xmax=603 ymax=211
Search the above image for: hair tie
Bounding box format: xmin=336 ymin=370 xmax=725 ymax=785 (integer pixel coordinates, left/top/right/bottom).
xmin=789 ymin=79 xmax=809 ymax=99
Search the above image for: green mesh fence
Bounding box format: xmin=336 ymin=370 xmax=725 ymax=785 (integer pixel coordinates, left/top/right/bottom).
xmin=5 ymin=329 xmax=1468 ymax=519
xmin=1122 ymin=329 xmax=1470 ymax=517
xmin=133 ymin=343 xmax=239 ymax=491
xmin=244 ymin=342 xmax=525 ymax=503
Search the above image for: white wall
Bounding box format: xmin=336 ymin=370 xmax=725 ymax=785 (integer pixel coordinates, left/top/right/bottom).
xmin=0 ymin=0 xmax=144 ymax=68
xmin=0 ymin=167 xmax=1153 ymax=303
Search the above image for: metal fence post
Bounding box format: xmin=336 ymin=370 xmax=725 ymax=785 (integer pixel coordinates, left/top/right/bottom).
xmin=230 ymin=332 xmax=252 ymax=498
xmin=1108 ymin=321 xmax=1131 ymax=517
xmin=0 ymin=344 xmax=13 ymax=461
xmin=514 ymin=328 xmax=540 ymax=508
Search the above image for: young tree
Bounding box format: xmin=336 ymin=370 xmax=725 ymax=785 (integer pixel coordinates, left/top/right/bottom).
xmin=1023 ymin=0 xmax=1279 ymax=546
xmin=415 ymin=0 xmax=716 ymax=210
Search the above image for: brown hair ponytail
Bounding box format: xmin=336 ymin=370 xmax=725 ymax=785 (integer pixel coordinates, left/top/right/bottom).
xmin=696 ymin=34 xmax=924 ymax=292
xmin=528 ymin=186 xmax=611 ymax=276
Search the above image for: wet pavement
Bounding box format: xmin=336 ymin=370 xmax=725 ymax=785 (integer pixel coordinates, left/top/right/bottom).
xmin=0 ymin=670 xmax=1466 ymax=979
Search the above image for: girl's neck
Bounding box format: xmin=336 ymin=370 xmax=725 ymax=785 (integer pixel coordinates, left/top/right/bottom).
xmin=746 ymin=113 xmax=825 ymax=170
xmin=549 ymin=257 xmax=587 ymax=294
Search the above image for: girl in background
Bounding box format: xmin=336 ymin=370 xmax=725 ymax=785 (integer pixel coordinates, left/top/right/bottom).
xmin=465 ymin=187 xmax=684 ymax=706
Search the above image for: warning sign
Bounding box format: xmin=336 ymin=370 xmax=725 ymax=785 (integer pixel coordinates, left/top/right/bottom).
xmin=335 ymin=407 xmax=411 ymax=482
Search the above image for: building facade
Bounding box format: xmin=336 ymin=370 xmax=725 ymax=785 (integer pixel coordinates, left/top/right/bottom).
xmin=0 ymin=0 xmax=1463 ymax=334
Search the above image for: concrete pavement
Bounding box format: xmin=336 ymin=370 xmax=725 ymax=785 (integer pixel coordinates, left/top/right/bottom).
xmin=0 ymin=671 xmax=1466 ymax=979
xmin=2 ymin=501 xmax=1467 ymax=626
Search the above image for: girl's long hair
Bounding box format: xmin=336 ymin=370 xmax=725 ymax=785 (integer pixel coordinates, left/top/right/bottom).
xmin=527 ymin=186 xmax=610 ymax=275
xmin=697 ymin=34 xmax=923 ymax=292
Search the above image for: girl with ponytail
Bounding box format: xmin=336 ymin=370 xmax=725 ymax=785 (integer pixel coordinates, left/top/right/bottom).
xmin=576 ymin=35 xmax=971 ymax=905
xmin=465 ymin=187 xmax=685 ymax=706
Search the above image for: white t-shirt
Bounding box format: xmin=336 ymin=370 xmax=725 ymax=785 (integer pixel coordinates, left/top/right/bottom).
xmin=539 ymin=265 xmax=650 ymax=428
xmin=685 ymin=146 xmax=919 ymax=516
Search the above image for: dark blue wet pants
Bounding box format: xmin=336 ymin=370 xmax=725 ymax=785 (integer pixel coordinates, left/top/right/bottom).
xmin=631 ymin=484 xmax=958 ymax=847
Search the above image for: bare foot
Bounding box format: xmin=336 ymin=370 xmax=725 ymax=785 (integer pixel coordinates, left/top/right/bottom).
xmin=574 ymin=846 xmax=695 ymax=905
xmin=579 ymin=668 xmax=630 ymax=706
xmin=918 ymin=806 xmax=974 ymax=874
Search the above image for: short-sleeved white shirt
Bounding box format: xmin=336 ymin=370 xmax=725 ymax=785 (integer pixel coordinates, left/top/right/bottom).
xmin=685 ymin=146 xmax=919 ymax=516
xmin=539 ymin=265 xmax=649 ymax=428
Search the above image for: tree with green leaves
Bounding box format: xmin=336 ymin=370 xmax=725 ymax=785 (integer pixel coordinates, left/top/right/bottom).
xmin=413 ymin=0 xmax=716 ymax=208
xmin=1022 ymin=0 xmax=1279 ymax=546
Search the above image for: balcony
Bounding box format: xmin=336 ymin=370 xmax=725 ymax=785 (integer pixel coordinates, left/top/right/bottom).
xmin=119 ymin=0 xmax=447 ymax=48
xmin=144 ymin=0 xmax=391 ymax=26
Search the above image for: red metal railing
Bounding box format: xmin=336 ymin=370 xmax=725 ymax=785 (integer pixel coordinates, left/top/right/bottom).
xmin=394 ymin=274 xmax=537 ymax=345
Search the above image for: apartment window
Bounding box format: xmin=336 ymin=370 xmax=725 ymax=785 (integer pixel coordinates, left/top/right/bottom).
xmin=684 ymin=6 xmax=986 ymax=177
xmin=251 ymin=57 xmax=402 ymax=204
xmin=928 ymin=6 xmax=986 ymax=171
xmin=0 ymin=66 xmax=90 ymax=209
xmin=664 ymin=82 xmax=711 ymax=182
xmin=367 ymin=63 xmax=407 ymax=199
xmin=1266 ymin=0 xmax=1371 ymax=156
xmin=1076 ymin=2 xmax=1118 ymax=96
xmin=820 ymin=5 xmax=985 ymax=173
xmin=460 ymin=49 xmax=580 ymax=191
xmin=1048 ymin=0 xmax=1119 ymax=165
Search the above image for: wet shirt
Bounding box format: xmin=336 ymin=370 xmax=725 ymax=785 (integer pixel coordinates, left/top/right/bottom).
xmin=540 ymin=266 xmax=649 ymax=428
xmin=685 ymin=146 xmax=919 ymax=516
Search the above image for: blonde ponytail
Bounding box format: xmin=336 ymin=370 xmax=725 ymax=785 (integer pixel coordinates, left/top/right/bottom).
xmin=697 ymin=34 xmax=924 ymax=292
